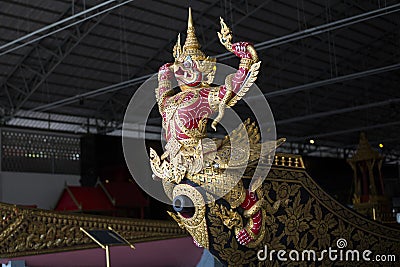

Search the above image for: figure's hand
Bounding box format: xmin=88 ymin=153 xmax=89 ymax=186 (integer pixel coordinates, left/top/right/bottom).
xmin=158 ymin=63 xmax=174 ymax=81
xmin=232 ymin=42 xmax=255 ymax=59
xmin=236 ymin=228 xmax=253 ymax=246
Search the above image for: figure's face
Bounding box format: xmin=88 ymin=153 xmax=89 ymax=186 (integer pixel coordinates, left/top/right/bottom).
xmin=173 ymin=56 xmax=203 ymax=89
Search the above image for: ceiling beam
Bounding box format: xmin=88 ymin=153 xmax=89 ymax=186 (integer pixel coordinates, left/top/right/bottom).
xmin=217 ymin=2 xmax=400 ymax=60
xmin=292 ymin=121 xmax=400 ymax=141
xmin=92 ymin=0 xmax=223 ymax=119
xmin=276 ymin=98 xmax=400 ymax=125
xmin=0 ymin=0 xmax=135 ymax=57
xmin=202 ymin=0 xmax=274 ymax=50
xmin=30 ymin=74 xmax=154 ymax=112
xmin=252 ymin=62 xmax=400 ymax=99
xmin=0 ymin=1 xmax=79 ymax=111
xmin=11 ymin=15 xmax=109 ymax=117
xmin=266 ymin=21 xmax=399 ymax=87
xmin=25 ymin=3 xmax=400 ymax=112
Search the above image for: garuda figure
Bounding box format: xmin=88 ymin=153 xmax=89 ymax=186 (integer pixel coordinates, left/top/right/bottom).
xmin=150 ymin=8 xmax=281 ymax=248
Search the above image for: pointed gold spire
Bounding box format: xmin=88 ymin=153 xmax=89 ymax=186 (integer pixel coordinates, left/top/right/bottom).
xmin=188 ymin=7 xmax=193 ymax=28
xmin=172 ymin=8 xmax=216 ymax=83
xmin=173 ymin=33 xmax=182 ymax=59
xmin=182 ymin=7 xmax=203 ymax=55
xmin=173 ymin=7 xmax=206 ymax=61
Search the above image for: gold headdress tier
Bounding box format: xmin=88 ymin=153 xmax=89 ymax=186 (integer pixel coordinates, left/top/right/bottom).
xmin=173 ymin=7 xmax=214 ymax=63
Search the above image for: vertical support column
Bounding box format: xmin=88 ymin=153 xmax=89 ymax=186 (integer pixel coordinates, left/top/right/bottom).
xmin=105 ymin=245 xmax=110 ymax=267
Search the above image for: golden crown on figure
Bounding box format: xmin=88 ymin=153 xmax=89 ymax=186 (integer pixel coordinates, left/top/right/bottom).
xmin=173 ymin=7 xmax=216 ymax=85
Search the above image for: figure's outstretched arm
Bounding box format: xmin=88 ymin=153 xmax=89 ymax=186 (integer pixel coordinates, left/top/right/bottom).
xmin=217 ymin=18 xmax=259 ymax=101
xmin=216 ymin=42 xmax=259 ymax=102
xmin=155 ymin=63 xmax=174 ymax=112
xmin=210 ymin=18 xmax=261 ymax=130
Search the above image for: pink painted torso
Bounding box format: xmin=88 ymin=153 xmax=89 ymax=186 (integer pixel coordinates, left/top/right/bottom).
xmin=158 ymin=66 xmax=249 ymax=143
xmin=162 ymin=87 xmax=213 ymax=141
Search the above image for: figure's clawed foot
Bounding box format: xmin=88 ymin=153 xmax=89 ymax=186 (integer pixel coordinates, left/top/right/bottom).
xmin=236 ymin=228 xmax=253 ymax=246
xmin=193 ymin=238 xmax=203 ymax=248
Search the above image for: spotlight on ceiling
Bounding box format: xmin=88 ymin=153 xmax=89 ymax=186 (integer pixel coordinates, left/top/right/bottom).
xmin=379 ymin=143 xmax=384 ymax=148
xmin=309 ymin=139 xmax=315 ymax=144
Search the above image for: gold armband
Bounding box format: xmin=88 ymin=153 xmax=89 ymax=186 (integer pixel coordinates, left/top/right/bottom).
xmin=243 ymin=209 xmax=266 ymax=248
xmin=239 ymin=58 xmax=254 ymax=70
xmin=157 ymin=88 xmax=174 ymax=112
xmin=207 ymin=89 xmax=220 ymax=111
xmin=247 ymin=45 xmax=258 ymax=62
xmin=243 ymin=199 xmax=266 ymax=218
xmin=158 ymin=80 xmax=172 ymax=88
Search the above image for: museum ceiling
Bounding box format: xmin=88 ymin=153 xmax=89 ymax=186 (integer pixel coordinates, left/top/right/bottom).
xmin=0 ymin=0 xmax=399 ymax=160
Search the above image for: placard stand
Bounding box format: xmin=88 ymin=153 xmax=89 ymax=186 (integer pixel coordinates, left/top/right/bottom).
xmin=80 ymin=226 xmax=135 ymax=267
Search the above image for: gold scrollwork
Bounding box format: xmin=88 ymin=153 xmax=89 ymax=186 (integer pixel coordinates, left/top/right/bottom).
xmin=0 ymin=202 xmax=187 ymax=258
xmin=204 ymin=165 xmax=400 ymax=266
xmin=172 ymin=184 xmax=209 ymax=249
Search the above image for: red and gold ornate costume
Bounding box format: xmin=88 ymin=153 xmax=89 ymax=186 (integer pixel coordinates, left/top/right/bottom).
xmin=150 ymin=8 xmax=271 ymax=247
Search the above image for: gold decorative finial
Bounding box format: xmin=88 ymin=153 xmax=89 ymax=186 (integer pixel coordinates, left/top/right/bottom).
xmin=172 ymin=7 xmax=216 ymax=83
xmin=173 ymin=33 xmax=182 ymax=59
xmin=173 ymin=7 xmax=208 ymax=62
xmin=188 ymin=7 xmax=193 ymax=28
xmin=182 ymin=7 xmax=202 ymax=54
xmin=218 ymin=17 xmax=233 ymax=52
xmin=348 ymin=132 xmax=382 ymax=162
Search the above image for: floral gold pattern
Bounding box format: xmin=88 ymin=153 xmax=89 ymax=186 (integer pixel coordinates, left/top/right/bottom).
xmin=173 ymin=184 xmax=209 ymax=249
xmin=0 ymin=203 xmax=186 ymax=258
xmin=203 ymin=156 xmax=400 ymax=266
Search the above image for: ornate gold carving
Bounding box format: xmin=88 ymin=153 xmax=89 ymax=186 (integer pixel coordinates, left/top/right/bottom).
xmin=0 ymin=202 xmax=187 ymax=258
xmin=173 ymin=7 xmax=216 ymax=76
xmin=164 ymin=135 xmax=182 ymax=158
xmin=217 ymin=17 xmax=233 ymax=52
xmin=174 ymin=110 xmax=206 ymax=139
xmin=226 ymin=61 xmax=261 ymax=107
xmin=204 ymin=163 xmax=400 ymax=266
xmin=156 ymin=80 xmax=174 ymax=110
xmin=162 ymin=179 xmax=174 ymax=201
xmin=347 ymin=133 xmax=389 ymax=221
xmin=239 ymin=58 xmax=253 ymax=69
xmin=246 ymin=45 xmax=258 ymax=62
xmin=212 ymin=204 xmax=243 ymax=230
xmin=167 ymin=211 xmax=185 ymax=229
xmin=223 ymin=180 xmax=246 ymax=209
xmin=207 ymin=88 xmax=220 ymax=111
xmin=244 ymin=209 xmax=266 ymax=249
xmin=172 ymin=184 xmax=209 ymax=249
xmin=272 ymin=153 xmax=305 ymax=169
xmin=243 ymin=199 xmax=266 ymax=218
xmin=158 ymin=80 xmax=171 ymax=88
